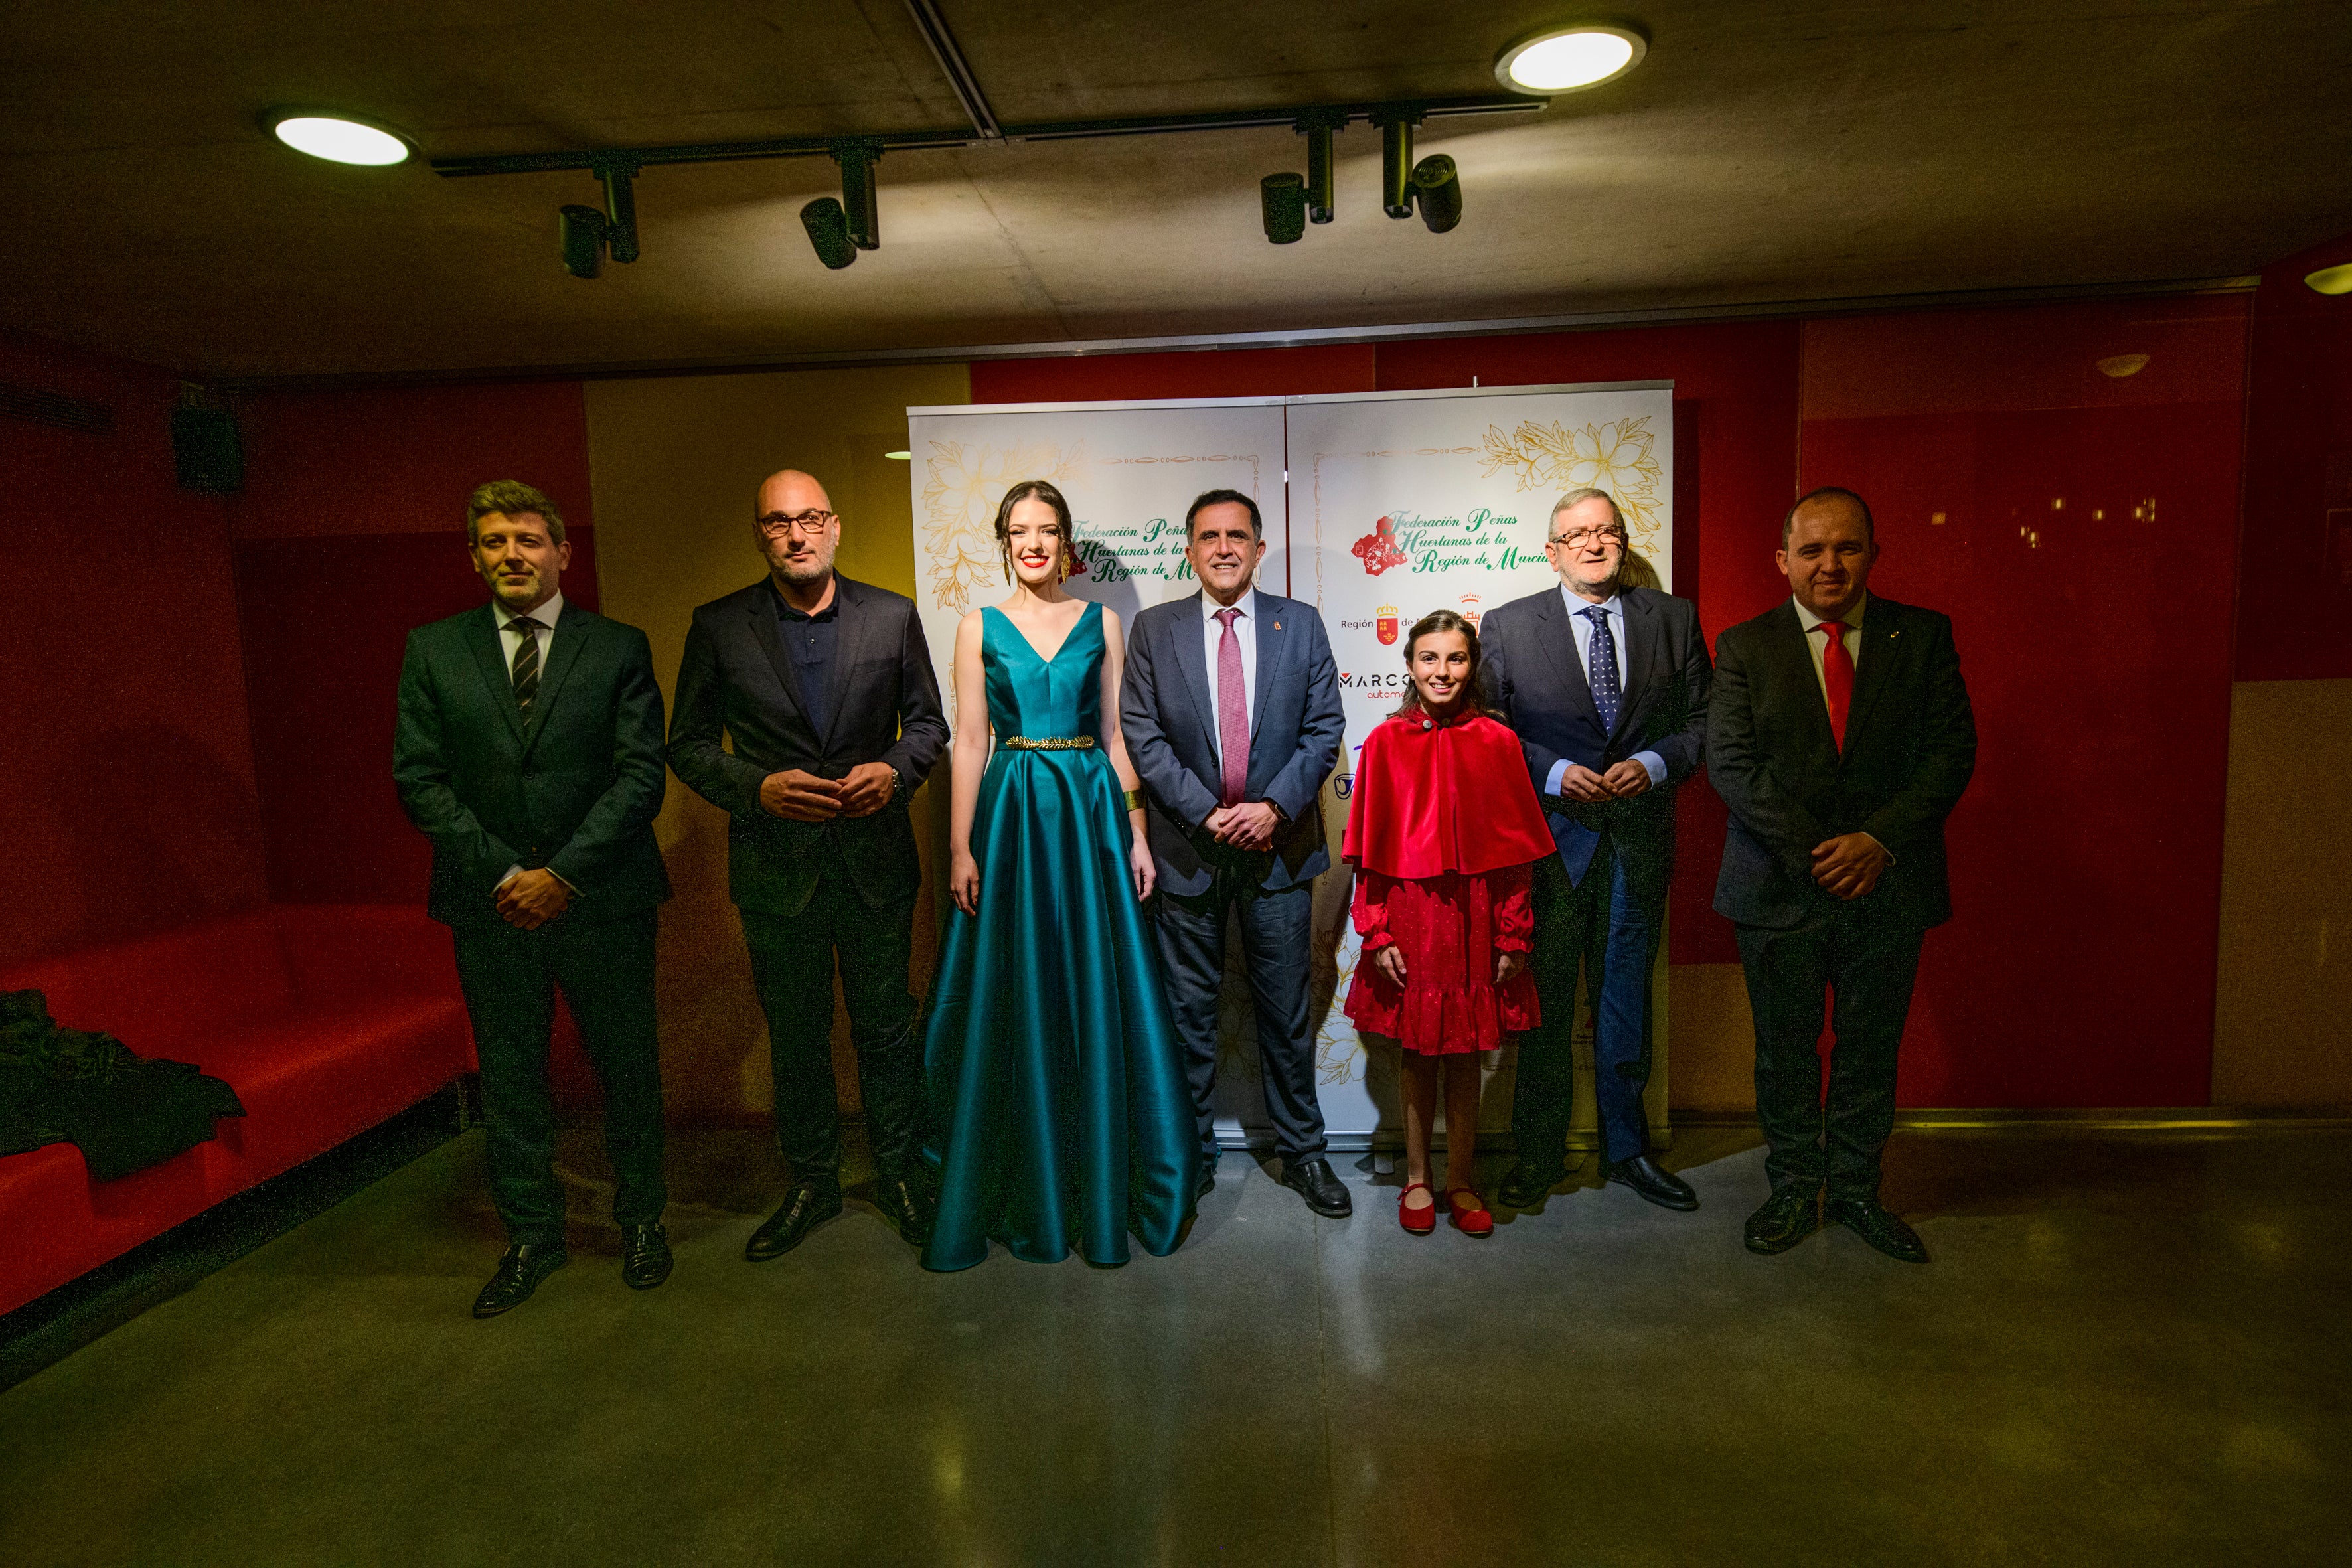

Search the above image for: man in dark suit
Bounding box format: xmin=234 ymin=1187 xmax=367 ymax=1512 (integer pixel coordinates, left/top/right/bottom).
xmin=1121 ymin=489 xmax=1350 ymax=1217
xmin=1480 ymin=487 xmax=1713 ymax=1214
xmin=394 ymin=480 xmax=674 ymax=1318
xmin=1709 ymin=486 xmax=1976 ymax=1263
xmin=668 ymin=468 xmax=949 ymax=1261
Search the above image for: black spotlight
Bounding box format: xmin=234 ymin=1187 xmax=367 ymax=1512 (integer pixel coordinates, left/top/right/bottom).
xmin=1261 ymin=173 xmax=1306 ymax=244
xmin=1372 ymin=108 xmax=1424 ymax=219
xmin=1411 ymin=153 xmax=1462 ymax=233
xmin=558 ymin=163 xmax=641 ymax=279
xmin=801 ymin=197 xmax=858 ymax=270
xmin=559 ymin=205 xmax=607 ymax=279
xmin=1296 ymin=112 xmax=1342 ymax=224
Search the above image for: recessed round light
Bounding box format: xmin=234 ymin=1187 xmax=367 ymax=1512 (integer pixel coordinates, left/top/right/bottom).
xmin=2097 ymin=354 xmax=2150 ymax=378
xmin=2307 ymin=263 xmax=2352 ymax=296
xmin=266 ymin=110 xmax=414 ymax=167
xmin=1494 ymin=24 xmax=1647 ymax=94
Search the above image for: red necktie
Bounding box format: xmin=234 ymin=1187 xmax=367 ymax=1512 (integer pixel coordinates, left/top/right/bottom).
xmin=1214 ymin=607 xmax=1250 ymax=805
xmin=1816 ymin=621 xmax=1854 ymax=749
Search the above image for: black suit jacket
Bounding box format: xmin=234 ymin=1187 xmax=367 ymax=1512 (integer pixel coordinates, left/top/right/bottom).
xmin=394 ymin=601 xmax=670 ymax=928
xmin=1708 ymin=595 xmax=1976 ymax=931
xmin=1119 ymin=591 xmax=1345 ymax=898
xmin=1479 ymin=583 xmax=1712 ymax=906
xmin=667 ymin=574 xmax=948 ymax=917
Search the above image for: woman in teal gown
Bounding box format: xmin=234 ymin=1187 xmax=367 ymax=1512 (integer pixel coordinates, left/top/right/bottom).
xmin=921 ymin=480 xmax=1201 ymax=1271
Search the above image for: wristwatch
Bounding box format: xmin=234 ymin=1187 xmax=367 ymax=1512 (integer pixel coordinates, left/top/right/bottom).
xmin=889 ymin=765 xmax=906 ymax=801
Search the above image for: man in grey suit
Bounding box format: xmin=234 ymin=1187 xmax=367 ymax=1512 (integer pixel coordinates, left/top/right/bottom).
xmin=1120 ymin=489 xmax=1350 ymax=1216
xmin=1479 ymin=487 xmax=1713 ymax=1214
xmin=668 ymin=469 xmax=949 ymax=1261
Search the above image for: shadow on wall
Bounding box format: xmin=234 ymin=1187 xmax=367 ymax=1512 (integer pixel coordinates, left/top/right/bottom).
xmin=51 ymin=723 xmax=269 ymax=953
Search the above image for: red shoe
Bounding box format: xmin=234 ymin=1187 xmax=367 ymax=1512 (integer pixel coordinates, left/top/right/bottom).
xmin=1399 ymin=1181 xmax=1437 ymax=1235
xmin=1445 ymin=1188 xmax=1494 ymax=1237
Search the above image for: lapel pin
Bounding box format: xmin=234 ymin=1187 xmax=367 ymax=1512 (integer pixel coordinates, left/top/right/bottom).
xmin=1272 ymin=621 xmax=1281 ymax=631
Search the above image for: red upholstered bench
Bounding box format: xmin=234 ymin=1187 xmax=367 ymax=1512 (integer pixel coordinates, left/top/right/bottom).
xmin=0 ymin=905 xmax=475 ymax=1317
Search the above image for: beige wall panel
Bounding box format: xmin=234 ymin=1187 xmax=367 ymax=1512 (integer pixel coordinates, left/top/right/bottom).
xmin=2213 ymin=678 xmax=2352 ymax=1109
xmin=586 ymin=364 xmax=971 ymax=1123
xmin=1670 ymin=963 xmax=1758 ymax=1115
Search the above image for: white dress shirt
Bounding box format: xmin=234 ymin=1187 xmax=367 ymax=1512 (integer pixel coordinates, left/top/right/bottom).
xmin=1791 ymin=589 xmax=1867 ymax=704
xmin=1788 ymin=590 xmax=1889 ymax=860
xmin=495 ymin=591 xmax=566 ymax=891
xmin=1543 ymin=586 xmax=1666 ymax=797
xmin=497 ymin=589 xmax=564 ymax=688
xmin=1201 ymin=586 xmax=1259 ymax=767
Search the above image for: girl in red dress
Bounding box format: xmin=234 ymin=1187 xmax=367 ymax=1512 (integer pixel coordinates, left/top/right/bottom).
xmin=1342 ymin=611 xmax=1556 ymax=1236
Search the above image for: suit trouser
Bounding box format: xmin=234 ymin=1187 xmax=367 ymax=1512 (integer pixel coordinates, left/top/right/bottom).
xmin=1514 ymin=840 xmax=1659 ymax=1168
xmin=449 ymin=910 xmax=666 ymax=1247
xmin=1735 ymin=900 xmax=1926 ymax=1202
xmin=1152 ymin=873 xmax=1326 ymax=1164
xmin=742 ymin=877 xmax=925 ymax=1184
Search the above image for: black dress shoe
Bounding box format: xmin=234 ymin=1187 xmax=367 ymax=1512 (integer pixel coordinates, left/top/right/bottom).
xmin=744 ymin=1181 xmax=844 ymax=1261
xmin=1743 ymin=1188 xmax=1821 ymax=1255
xmin=1827 ymin=1197 xmax=1930 ymax=1263
xmin=1279 ymin=1157 xmax=1352 ymax=1217
xmin=472 ymin=1243 xmax=568 ymax=1318
xmin=1605 ymin=1154 xmax=1700 ymax=1212
xmin=874 ymin=1173 xmax=937 ymax=1247
xmin=620 ymin=1223 xmax=672 ymax=1290
xmin=1498 ymin=1162 xmax=1568 ymax=1208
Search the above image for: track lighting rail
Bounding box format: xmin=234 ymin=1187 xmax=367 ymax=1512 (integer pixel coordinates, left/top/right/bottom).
xmin=426 ymin=94 xmax=1544 ymax=179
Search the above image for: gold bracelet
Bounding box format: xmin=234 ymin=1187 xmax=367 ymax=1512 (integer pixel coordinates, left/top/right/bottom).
xmin=1123 ymin=788 xmax=1146 ymax=811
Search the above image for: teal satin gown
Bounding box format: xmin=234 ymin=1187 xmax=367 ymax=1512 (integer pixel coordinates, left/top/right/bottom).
xmin=921 ymin=601 xmax=1201 ymax=1270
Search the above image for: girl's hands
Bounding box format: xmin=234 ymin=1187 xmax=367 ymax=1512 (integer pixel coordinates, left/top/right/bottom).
xmin=950 ymin=849 xmax=980 ymax=916
xmin=1495 ymin=951 xmax=1526 ymax=985
xmin=1374 ymin=945 xmax=1408 ymax=987
xmin=1129 ymin=838 xmax=1157 ymax=902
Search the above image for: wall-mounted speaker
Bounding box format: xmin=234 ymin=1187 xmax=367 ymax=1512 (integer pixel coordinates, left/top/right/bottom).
xmin=172 ymin=406 xmax=244 ymax=495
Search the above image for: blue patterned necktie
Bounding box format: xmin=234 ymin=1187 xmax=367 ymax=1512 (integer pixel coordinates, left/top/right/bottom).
xmin=1581 ymin=605 xmax=1620 ymax=732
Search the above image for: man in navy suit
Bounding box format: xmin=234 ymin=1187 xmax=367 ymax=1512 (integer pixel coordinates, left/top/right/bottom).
xmin=668 ymin=469 xmax=949 ymax=1262
xmin=1479 ymin=487 xmax=1713 ymax=1214
xmin=1120 ymin=490 xmax=1350 ymax=1217
xmin=1709 ymin=487 xmax=1974 ymax=1263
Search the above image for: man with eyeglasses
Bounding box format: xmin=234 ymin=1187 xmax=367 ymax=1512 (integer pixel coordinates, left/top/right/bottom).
xmin=1478 ymin=487 xmax=1713 ymax=1215
xmin=669 ymin=469 xmax=949 ymax=1261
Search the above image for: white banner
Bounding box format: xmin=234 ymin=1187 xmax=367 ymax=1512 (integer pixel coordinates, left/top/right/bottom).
xmin=904 ymin=397 xmax=1288 ymax=736
xmin=1289 ymin=383 xmax=1674 ymax=1144
xmin=908 ymin=382 xmax=1674 ymax=1150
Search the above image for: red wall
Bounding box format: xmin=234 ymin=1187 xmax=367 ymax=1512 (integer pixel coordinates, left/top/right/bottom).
xmin=0 ymin=331 xmax=270 ymax=966
xmin=978 ymin=307 xmax=2248 ymax=1107
xmin=2238 ymin=226 xmax=2352 ymax=682
xmin=225 ymin=382 xmax=599 ymax=906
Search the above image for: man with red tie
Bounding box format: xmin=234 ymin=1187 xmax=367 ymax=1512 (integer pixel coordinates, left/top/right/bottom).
xmin=1707 ymin=487 xmax=1976 ymax=1263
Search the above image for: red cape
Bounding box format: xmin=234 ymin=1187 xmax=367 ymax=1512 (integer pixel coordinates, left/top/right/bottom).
xmin=1342 ymin=712 xmax=1556 ymax=880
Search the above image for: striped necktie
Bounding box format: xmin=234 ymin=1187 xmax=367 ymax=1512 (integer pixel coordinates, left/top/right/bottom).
xmin=509 ymin=616 xmax=544 ymax=717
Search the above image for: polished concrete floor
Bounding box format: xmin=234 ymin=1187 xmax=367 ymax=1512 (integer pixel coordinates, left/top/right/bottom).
xmin=2 ymin=1123 xmax=2347 ymax=1566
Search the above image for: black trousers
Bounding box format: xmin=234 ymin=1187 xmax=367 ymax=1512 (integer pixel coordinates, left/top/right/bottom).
xmin=1735 ymin=900 xmax=1927 ymax=1202
xmin=1152 ymin=873 xmax=1326 ymax=1164
xmin=449 ymin=910 xmax=666 ymax=1247
xmin=1514 ymin=840 xmax=1660 ymax=1168
xmin=742 ymin=878 xmax=925 ymax=1183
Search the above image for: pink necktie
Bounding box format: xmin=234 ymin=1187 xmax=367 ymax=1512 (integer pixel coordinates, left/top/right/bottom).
xmin=1215 ymin=607 xmax=1249 ymax=805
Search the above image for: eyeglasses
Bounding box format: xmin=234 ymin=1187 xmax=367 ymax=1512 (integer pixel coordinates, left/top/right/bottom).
xmin=1547 ymin=527 xmax=1626 ymax=550
xmin=757 ymin=509 xmax=838 ymax=538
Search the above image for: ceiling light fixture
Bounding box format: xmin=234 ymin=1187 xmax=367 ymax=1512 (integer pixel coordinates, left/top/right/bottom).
xmin=559 ymin=163 xmax=641 ymax=280
xmin=2307 ymin=263 xmax=2352 ymax=295
xmin=1494 ymin=24 xmax=1647 ymax=94
xmin=265 ymin=109 xmax=414 ymax=167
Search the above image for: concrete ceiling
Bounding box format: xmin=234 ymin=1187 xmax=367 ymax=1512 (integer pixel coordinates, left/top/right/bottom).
xmin=5 ymin=1 xmax=2348 ymax=381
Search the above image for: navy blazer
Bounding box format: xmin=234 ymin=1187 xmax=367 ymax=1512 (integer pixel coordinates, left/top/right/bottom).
xmin=1707 ymin=595 xmax=1976 ymax=931
xmin=394 ymin=602 xmax=670 ymax=928
xmin=1478 ymin=582 xmax=1712 ymax=904
xmin=667 ymin=574 xmax=948 ymax=917
xmin=1120 ymin=590 xmax=1345 ymax=898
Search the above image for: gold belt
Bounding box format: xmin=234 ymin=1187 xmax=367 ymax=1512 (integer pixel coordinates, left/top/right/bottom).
xmin=1001 ymin=735 xmax=1095 ymax=751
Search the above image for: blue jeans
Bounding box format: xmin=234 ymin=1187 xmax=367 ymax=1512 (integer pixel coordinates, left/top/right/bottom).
xmin=1512 ymin=841 xmax=1659 ymax=1167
